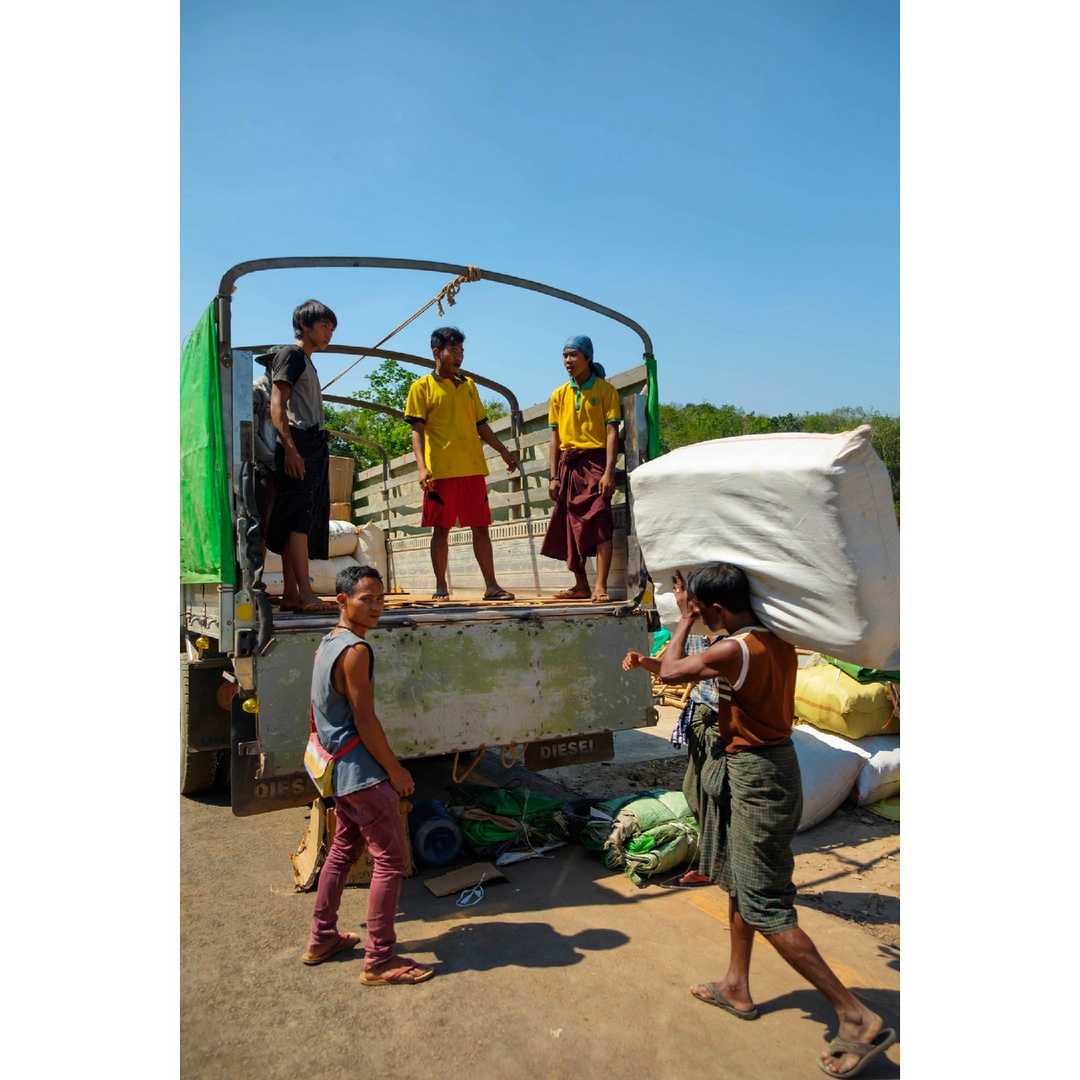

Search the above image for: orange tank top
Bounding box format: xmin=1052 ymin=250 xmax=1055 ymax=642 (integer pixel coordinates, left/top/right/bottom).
xmin=714 ymin=626 xmax=797 ymax=753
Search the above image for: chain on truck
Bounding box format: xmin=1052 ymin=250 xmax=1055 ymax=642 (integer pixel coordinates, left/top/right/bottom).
xmin=180 ymin=258 xmax=664 ymax=814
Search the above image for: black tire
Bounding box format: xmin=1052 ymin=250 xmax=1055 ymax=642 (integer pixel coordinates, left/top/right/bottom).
xmin=181 ymin=655 xmax=223 ymax=795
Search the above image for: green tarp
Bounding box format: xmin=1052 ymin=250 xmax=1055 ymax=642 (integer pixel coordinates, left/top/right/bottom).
xmin=822 ymin=655 xmax=899 ymax=684
xmin=180 ymin=303 xmax=235 ymax=584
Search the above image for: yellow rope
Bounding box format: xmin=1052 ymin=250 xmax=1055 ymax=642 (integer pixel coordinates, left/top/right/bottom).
xmin=451 ymin=744 xmax=487 ymax=784
xmin=499 ymin=743 xmax=526 ymax=769
xmin=321 ymin=265 xmax=482 ymax=392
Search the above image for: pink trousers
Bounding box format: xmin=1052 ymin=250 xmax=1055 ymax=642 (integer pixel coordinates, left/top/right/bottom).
xmin=308 ymin=780 xmax=408 ymax=968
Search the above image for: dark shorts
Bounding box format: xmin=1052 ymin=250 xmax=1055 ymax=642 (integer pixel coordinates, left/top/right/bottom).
xmin=266 ymin=427 xmax=330 ymax=560
xmin=421 ymin=475 xmax=492 ymax=529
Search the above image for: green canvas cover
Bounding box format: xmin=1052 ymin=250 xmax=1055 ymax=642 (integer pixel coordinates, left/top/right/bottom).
xmin=180 ymin=303 xmax=236 ymax=584
xmin=822 ymin=655 xmax=899 ymax=685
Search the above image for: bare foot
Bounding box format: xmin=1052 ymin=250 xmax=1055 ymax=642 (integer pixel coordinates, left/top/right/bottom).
xmin=590 ymin=590 xmax=611 ymax=603
xmin=553 ymin=587 xmax=590 ymax=600
xmin=820 ymin=1004 xmax=885 ymax=1075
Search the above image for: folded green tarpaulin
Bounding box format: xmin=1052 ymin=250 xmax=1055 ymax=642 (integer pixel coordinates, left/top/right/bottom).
xmin=447 ymin=782 xmax=568 ymax=851
xmin=596 ymin=791 xmax=699 ymax=882
xmin=180 ymin=303 xmax=235 ymax=584
xmin=823 ymin=655 xmax=899 ymax=684
xmin=620 ymin=818 xmax=699 ymax=883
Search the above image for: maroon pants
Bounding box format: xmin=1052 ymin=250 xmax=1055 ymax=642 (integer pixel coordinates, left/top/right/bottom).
xmin=308 ymin=781 xmax=408 ymax=969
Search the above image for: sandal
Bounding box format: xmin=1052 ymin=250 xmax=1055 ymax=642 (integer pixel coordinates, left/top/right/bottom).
xmin=553 ymin=589 xmax=590 ymax=600
xmin=482 ymin=588 xmax=515 ymax=601
xmin=301 ymin=932 xmax=361 ymax=966
xmin=360 ymin=957 xmax=435 ymax=986
xmin=690 ymin=982 xmax=759 ymax=1020
xmin=818 ymin=1029 xmax=897 ymax=1077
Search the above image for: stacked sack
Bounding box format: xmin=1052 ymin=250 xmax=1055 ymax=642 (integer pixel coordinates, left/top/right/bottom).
xmin=791 ymin=657 xmax=900 ymax=828
xmin=262 ymin=520 xmax=388 ymax=595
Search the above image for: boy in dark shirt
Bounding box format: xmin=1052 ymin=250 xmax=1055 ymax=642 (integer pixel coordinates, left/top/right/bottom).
xmin=266 ymin=299 xmax=338 ymax=613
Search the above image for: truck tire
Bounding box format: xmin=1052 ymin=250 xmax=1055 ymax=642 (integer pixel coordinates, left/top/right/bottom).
xmin=181 ymin=655 xmax=223 ymax=795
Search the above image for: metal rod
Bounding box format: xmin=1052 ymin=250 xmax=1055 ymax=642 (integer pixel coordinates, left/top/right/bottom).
xmin=219 ymin=257 xmax=653 ymax=355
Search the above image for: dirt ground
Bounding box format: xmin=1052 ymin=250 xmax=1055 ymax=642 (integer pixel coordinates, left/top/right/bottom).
xmin=181 ymin=736 xmax=900 ymax=1079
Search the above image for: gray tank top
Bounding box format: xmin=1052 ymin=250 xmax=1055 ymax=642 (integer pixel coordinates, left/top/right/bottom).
xmin=310 ymin=628 xmax=388 ymax=797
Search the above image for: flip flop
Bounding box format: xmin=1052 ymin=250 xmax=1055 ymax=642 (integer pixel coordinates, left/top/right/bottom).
xmin=690 ymin=982 xmax=759 ymax=1020
xmin=360 ymin=957 xmax=435 ymax=986
xmin=301 ymin=932 xmax=361 ymax=966
xmin=482 ymin=588 xmax=515 ymax=601
xmin=678 ymin=870 xmax=711 ymax=886
xmin=817 ymin=1029 xmax=897 ymax=1077
xmin=296 ymin=600 xmax=337 ymax=613
xmin=432 ymin=591 xmax=450 ymax=600
xmin=553 ymin=589 xmax=590 ymax=600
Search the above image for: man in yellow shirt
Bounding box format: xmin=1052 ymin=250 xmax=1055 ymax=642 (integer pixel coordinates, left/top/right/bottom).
xmin=404 ymin=326 xmax=519 ymax=600
xmin=541 ymin=335 xmax=622 ymax=602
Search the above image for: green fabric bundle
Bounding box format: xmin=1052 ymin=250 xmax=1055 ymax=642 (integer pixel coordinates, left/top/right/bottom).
xmin=621 ymin=818 xmax=699 ymax=883
xmin=446 ymin=782 xmax=568 ymax=856
xmin=589 ymin=790 xmax=701 ymax=883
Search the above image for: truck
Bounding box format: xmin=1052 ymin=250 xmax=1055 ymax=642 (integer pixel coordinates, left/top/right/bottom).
xmin=180 ymin=257 xmax=663 ymax=815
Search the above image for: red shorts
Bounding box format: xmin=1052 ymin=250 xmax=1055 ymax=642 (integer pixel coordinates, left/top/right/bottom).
xmin=421 ymin=475 xmax=492 ymax=529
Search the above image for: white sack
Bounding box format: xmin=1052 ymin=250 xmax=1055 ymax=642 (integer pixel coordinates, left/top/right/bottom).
xmin=354 ymin=524 xmax=388 ymax=583
xmin=849 ymin=734 xmax=901 ymax=806
xmin=791 ymin=725 xmax=865 ymax=832
xmin=261 ymin=520 xmax=360 ymax=577
xmin=327 ymin=519 xmax=360 ymax=558
xmin=630 ymin=426 xmax=899 ymax=670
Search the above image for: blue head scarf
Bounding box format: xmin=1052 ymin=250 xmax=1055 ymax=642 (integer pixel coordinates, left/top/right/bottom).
xmin=563 ymin=335 xmax=604 ymax=378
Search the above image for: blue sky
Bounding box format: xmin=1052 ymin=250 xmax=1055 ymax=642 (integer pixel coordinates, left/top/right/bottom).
xmin=181 ymin=0 xmax=898 ymax=417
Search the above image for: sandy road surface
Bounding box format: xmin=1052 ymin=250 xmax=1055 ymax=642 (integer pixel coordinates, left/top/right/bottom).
xmin=181 ymin=744 xmax=899 ymax=1080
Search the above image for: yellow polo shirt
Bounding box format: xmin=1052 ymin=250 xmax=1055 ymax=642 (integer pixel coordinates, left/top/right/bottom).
xmin=548 ymin=373 xmax=621 ymax=450
xmin=404 ymin=373 xmax=489 ymax=478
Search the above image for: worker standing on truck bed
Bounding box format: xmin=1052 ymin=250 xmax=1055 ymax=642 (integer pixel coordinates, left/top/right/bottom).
xmin=541 ymin=335 xmax=621 ymax=602
xmin=404 ymin=326 xmax=519 ymax=600
xmin=302 ymin=564 xmax=435 ymax=985
xmin=654 ymin=562 xmax=895 ymax=1077
xmin=266 ymin=299 xmax=337 ymax=614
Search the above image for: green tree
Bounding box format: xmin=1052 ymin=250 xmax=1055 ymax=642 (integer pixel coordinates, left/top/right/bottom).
xmin=324 ymin=358 xmax=416 ymax=471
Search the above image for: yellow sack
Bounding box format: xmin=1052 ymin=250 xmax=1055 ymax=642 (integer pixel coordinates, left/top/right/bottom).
xmin=794 ymin=664 xmax=899 ymax=739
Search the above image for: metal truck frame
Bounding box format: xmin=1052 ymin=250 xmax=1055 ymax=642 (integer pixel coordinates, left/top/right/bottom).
xmin=180 ymin=258 xmax=662 ymax=815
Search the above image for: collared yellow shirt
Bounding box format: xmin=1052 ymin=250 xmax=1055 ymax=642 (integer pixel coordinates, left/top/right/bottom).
xmin=404 ymin=373 xmax=489 ymax=478
xmin=547 ymin=373 xmax=621 ymax=450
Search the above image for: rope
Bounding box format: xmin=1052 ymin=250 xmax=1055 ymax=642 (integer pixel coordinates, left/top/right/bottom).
xmin=499 ymin=742 xmax=526 ymax=769
xmin=320 ymin=265 xmax=482 ymax=392
xmin=451 ymin=744 xmax=487 ymax=784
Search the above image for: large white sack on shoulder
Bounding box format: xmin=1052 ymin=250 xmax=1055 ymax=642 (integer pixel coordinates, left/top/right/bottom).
xmin=849 ymin=734 xmax=900 ymax=806
xmin=631 ymin=426 xmax=899 ymax=669
xmin=791 ymin=725 xmax=866 ymax=831
xmin=355 ymin=524 xmax=388 ymax=582
xmin=327 ymin=519 xmax=360 ymax=558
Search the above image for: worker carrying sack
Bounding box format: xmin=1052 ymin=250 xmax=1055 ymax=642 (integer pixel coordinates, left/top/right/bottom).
xmin=303 ymin=703 xmax=362 ymax=799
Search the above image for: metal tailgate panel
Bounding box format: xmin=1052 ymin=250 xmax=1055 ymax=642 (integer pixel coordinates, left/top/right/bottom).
xmin=252 ymin=615 xmax=652 ymax=775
